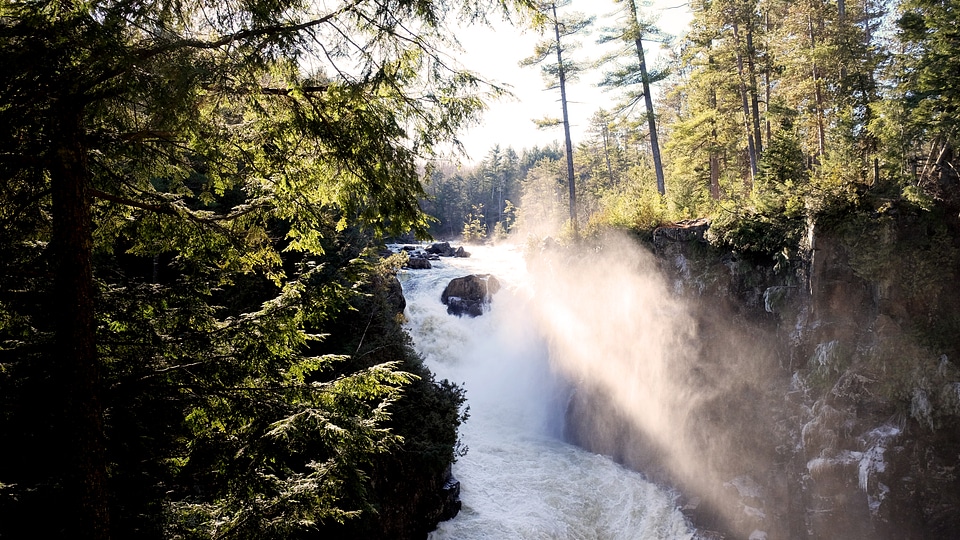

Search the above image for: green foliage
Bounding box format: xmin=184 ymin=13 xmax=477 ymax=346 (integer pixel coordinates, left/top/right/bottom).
xmin=896 ymin=0 xmax=960 ymax=142
xmin=586 ymin=173 xmax=668 ymax=235
xmin=489 ymin=198 xmax=519 ymax=241
xmin=492 ymin=221 xmax=509 ymax=241
xmin=462 ymin=204 xmax=488 ymax=242
xmin=520 ymin=2 xmax=594 ymax=86
xmin=516 ymin=157 xmax=567 ymax=238
xmin=666 ymin=159 xmax=716 ymax=219
xmin=709 ymin=201 xmax=804 ymax=268
xmin=838 ymin=204 xmax=959 ymax=332
xmin=0 ymin=0 xmax=533 ymax=536
xmin=706 ymin=127 xmax=811 ymax=267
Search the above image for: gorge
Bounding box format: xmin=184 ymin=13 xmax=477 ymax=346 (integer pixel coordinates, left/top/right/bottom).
xmin=401 ymin=244 xmax=694 ymax=539
xmin=400 ymin=200 xmax=960 ymax=539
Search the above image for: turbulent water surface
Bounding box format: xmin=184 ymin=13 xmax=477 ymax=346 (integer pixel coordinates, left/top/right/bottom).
xmin=398 ymin=244 xmax=694 ymax=540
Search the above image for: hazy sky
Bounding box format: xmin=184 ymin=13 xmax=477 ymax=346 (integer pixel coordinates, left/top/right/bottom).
xmin=453 ymin=0 xmax=692 ymax=163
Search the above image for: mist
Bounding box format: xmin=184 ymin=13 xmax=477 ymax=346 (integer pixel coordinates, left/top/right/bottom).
xmin=517 ymin=231 xmax=787 ymax=538
xmin=413 ymin=226 xmax=935 ymax=539
xmin=405 ymin=241 xmax=695 ymax=539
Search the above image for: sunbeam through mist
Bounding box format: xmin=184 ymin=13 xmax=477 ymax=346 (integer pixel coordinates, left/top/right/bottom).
xmin=400 ymin=241 xmax=697 ymax=539
xmin=401 ymin=233 xmax=794 ymax=539
xmin=522 ymin=233 xmax=786 ymax=538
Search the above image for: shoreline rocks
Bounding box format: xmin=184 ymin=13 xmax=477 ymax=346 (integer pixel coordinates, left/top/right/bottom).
xmin=399 ymin=242 xmax=471 ymax=270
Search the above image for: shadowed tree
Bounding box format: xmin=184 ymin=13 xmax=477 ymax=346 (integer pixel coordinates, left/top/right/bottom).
xmin=885 ymin=0 xmax=960 ymax=198
xmin=0 ymin=0 xmax=535 ymax=537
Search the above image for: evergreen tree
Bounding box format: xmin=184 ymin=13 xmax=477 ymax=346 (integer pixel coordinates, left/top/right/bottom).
xmin=521 ymin=0 xmax=594 ymax=239
xmin=0 ymin=0 xmax=534 ymax=537
xmin=664 ymin=0 xmax=753 ymax=205
xmin=888 ymin=0 xmax=960 ymax=200
xmin=597 ymin=0 xmax=670 ymax=195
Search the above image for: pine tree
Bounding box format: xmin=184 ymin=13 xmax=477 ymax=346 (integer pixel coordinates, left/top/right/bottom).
xmin=597 ymin=0 xmax=670 ymax=195
xmin=521 ymin=0 xmax=594 ymax=239
xmin=889 ymin=0 xmax=960 ymax=198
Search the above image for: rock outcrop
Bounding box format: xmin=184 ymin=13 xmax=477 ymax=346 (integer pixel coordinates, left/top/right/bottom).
xmin=564 ymin=207 xmax=960 ymax=540
xmin=437 ymin=467 xmax=462 ymax=521
xmin=440 ymin=274 xmax=501 ymax=317
xmin=421 ymin=242 xmax=471 ymax=258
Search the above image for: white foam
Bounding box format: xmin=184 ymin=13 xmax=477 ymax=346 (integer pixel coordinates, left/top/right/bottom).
xmin=402 ymin=243 xmax=694 ymax=540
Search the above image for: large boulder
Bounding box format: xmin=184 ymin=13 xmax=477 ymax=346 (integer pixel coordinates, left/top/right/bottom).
xmin=405 ymin=256 xmax=432 ymax=270
xmin=441 ymin=274 xmax=501 ymax=317
xmin=424 ymin=242 xmax=471 ymax=258
xmin=426 ymin=242 xmax=456 ymax=257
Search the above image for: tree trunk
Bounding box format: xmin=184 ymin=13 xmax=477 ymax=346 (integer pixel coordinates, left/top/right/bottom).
xmin=708 ymin=63 xmax=721 ymax=200
xmin=764 ymin=11 xmax=772 ymax=144
xmin=552 ymin=2 xmax=578 ymax=238
xmin=733 ymin=21 xmax=759 ymax=185
xmin=601 ymin=122 xmax=616 ymax=187
xmin=746 ymin=23 xmax=764 ymax=157
xmin=50 ymin=102 xmax=111 ymax=540
xmin=627 ymin=0 xmax=666 ymax=196
xmin=808 ymin=14 xmax=827 ymax=158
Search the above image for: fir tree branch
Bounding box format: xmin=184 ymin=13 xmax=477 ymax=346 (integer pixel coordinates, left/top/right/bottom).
xmin=135 ymin=0 xmax=367 ymax=59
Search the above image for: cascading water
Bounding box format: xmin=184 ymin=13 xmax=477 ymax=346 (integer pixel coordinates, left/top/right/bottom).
xmin=398 ymin=243 xmax=694 ymax=539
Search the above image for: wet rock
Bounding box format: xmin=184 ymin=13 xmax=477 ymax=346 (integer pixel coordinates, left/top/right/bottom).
xmin=652 ymin=218 xmax=711 ymax=251
xmin=405 ymin=256 xmax=432 ymax=270
xmin=426 ymin=241 xmax=456 ymax=256
xmin=441 ymin=274 xmax=500 ymax=317
xmin=425 ymin=242 xmax=471 ymax=258
xmin=438 ymin=467 xmax=462 ymax=521
xmin=763 ymin=285 xmax=792 ymax=314
xmin=384 ymin=275 xmax=406 ymax=315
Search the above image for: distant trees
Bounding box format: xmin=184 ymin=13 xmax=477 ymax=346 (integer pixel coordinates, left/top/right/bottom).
xmin=421 ymin=144 xmax=560 ymax=239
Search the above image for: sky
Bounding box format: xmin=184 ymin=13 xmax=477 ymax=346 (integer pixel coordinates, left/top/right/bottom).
xmin=451 ymin=0 xmax=693 ymax=164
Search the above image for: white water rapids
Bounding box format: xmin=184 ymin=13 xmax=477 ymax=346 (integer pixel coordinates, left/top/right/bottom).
xmin=397 ymin=244 xmax=695 ymax=540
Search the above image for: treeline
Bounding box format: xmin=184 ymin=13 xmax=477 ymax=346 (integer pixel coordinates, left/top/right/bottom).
xmin=420 ymin=144 xmax=562 ymax=239
xmin=428 ymin=0 xmax=960 ymax=253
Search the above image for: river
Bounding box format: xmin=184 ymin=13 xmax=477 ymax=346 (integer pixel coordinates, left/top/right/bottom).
xmin=397 ymin=243 xmax=695 ymax=540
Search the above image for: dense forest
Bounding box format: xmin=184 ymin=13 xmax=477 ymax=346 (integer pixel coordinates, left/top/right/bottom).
xmin=2 ymin=0 xmax=959 ymax=538
xmin=427 ymin=0 xmax=959 ymax=249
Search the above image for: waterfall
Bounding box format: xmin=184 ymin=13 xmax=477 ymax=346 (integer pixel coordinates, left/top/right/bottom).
xmin=398 ymin=243 xmax=694 ymax=539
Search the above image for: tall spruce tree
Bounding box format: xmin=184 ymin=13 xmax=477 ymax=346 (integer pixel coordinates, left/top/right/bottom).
xmin=890 ymin=0 xmax=960 ymax=197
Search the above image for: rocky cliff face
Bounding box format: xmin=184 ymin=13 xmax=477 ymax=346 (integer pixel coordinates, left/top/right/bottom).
xmin=566 ymin=205 xmax=960 ymax=539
